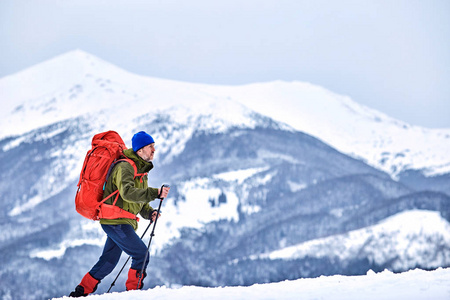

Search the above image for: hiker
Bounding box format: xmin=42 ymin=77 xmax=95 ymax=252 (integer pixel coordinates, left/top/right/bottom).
xmin=70 ymin=131 xmax=170 ymax=297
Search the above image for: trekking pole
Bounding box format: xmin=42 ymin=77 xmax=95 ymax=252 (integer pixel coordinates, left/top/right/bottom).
xmin=137 ymin=184 xmax=169 ymax=289
xmin=106 ymin=219 xmax=153 ymax=293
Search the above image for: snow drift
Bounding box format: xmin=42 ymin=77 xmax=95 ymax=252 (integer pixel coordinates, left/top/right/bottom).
xmin=52 ymin=268 xmax=450 ymax=300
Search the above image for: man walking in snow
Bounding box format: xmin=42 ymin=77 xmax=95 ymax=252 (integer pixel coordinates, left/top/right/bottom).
xmin=70 ymin=131 xmax=170 ymax=297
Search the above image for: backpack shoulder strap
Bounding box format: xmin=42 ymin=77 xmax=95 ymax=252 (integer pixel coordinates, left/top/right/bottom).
xmin=110 ymin=158 xmax=148 ymax=182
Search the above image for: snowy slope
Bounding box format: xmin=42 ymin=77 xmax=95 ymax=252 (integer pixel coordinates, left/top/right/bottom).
xmin=258 ymin=210 xmax=450 ymax=271
xmin=52 ymin=267 xmax=450 ymax=300
xmin=207 ymin=81 xmax=450 ymax=177
xmin=1 ymin=50 xmax=449 ymax=177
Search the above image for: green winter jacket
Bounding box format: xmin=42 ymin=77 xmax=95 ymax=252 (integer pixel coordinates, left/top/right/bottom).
xmin=100 ymin=148 xmax=159 ymax=230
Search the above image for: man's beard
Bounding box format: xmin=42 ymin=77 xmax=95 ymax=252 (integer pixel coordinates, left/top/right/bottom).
xmin=143 ymin=153 xmax=153 ymax=162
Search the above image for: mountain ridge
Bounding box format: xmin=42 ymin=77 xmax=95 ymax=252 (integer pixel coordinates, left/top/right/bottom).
xmin=1 ymin=49 xmax=449 ymax=177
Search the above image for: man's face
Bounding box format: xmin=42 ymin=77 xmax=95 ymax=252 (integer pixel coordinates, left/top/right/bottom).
xmin=138 ymin=143 xmax=155 ymax=162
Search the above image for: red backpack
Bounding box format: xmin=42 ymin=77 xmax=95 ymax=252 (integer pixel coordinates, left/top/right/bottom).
xmin=75 ymin=131 xmax=146 ymax=221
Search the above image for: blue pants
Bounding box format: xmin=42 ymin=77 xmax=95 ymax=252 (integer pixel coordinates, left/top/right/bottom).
xmin=89 ymin=224 xmax=149 ymax=281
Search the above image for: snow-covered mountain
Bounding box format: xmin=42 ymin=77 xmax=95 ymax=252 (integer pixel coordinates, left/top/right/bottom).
xmin=2 ymin=50 xmax=449 ymax=178
xmin=212 ymin=81 xmax=450 ymax=178
xmin=259 ymin=210 xmax=450 ymax=271
xmin=0 ymin=50 xmax=449 ymax=300
xmin=0 ymin=50 xmax=285 ymax=141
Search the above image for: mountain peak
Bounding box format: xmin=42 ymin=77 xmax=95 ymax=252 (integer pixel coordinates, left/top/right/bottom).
xmin=0 ymin=49 xmax=283 ymax=141
xmin=0 ymin=49 xmax=122 ymax=110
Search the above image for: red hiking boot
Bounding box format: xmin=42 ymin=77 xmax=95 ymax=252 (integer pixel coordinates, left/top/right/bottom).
xmin=125 ymin=268 xmax=146 ymax=291
xmin=69 ymin=272 xmax=100 ymax=297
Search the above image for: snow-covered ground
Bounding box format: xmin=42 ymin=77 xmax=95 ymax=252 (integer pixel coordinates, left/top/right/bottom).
xmin=53 ymin=267 xmax=450 ymax=300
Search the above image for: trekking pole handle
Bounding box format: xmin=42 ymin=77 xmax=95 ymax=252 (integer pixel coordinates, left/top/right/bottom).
xmin=158 ymin=184 xmax=170 ymax=200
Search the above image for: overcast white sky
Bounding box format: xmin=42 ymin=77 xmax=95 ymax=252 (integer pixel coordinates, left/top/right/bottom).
xmin=1 ymin=0 xmax=449 ymax=128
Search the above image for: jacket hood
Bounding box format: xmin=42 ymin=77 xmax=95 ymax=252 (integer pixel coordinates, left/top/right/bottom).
xmin=123 ymin=148 xmax=154 ymax=173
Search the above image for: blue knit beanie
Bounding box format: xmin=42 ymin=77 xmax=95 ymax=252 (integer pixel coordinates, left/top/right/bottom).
xmin=132 ymin=131 xmax=155 ymax=152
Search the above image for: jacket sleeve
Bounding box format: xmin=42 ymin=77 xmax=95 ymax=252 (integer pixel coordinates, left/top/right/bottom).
xmin=139 ymin=204 xmax=154 ymax=220
xmin=113 ymin=163 xmax=159 ymax=204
